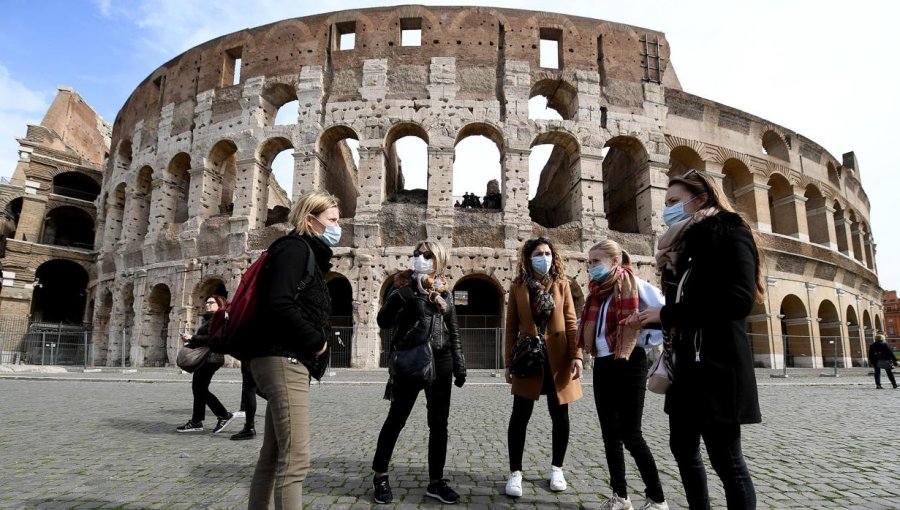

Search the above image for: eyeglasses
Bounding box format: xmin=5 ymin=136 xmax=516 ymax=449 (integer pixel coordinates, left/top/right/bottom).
xmin=413 ymin=249 xmax=434 ymax=260
xmin=205 ymin=300 xmax=216 ymax=306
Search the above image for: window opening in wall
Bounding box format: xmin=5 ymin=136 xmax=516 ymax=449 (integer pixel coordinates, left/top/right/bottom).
xmin=317 ymin=127 xmax=361 ymax=218
xmin=386 ymin=127 xmax=429 ymax=205
xmin=396 ymin=137 xmax=427 ymax=189
xmin=529 ymin=79 xmax=577 ymax=120
xmin=528 ymin=145 xmax=553 ymax=199
xmin=528 ymin=96 xmax=564 ymax=121
xmin=336 ymin=21 xmax=356 ymax=50
xmin=274 ymin=100 xmax=298 ymax=125
xmin=152 ymin=75 xmax=166 ymax=108
xmin=539 ymin=28 xmax=561 ymax=69
xmin=223 ymin=46 xmax=243 ymax=87
xmin=639 ymin=34 xmax=663 ymax=83
xmin=453 ymin=135 xmax=501 ymax=210
xmin=400 ymin=17 xmax=422 ymax=46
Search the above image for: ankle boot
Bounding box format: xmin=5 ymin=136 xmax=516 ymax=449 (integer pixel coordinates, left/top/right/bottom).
xmin=230 ymin=425 xmax=257 ymax=440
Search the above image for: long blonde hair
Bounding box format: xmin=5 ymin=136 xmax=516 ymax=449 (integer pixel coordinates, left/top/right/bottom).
xmin=288 ymin=191 xmax=340 ymax=235
xmin=514 ymin=236 xmax=567 ymax=283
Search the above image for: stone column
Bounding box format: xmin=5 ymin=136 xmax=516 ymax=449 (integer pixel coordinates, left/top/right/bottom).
xmin=187 ymin=167 xmax=219 ymax=221
xmin=637 ymin=158 xmax=669 ymax=234
xmin=850 ymin=225 xmax=866 ymax=265
xmin=749 ymin=175 xmax=773 ymax=233
xmin=806 ymin=203 xmax=838 ymax=249
xmin=14 ymin=193 xmax=48 ymax=243
xmin=425 ymin=147 xmax=455 ymax=243
xmin=577 ymin=150 xmax=607 ymax=247
xmin=865 ymin=237 xmax=877 ymax=272
xmin=353 ymin=147 xmax=385 ymax=248
xmin=501 ymin=146 xmax=531 ymax=249
xmin=232 ymin=157 xmax=268 ymax=228
xmin=146 ymin=177 xmax=174 ymax=237
xmin=833 ymin=211 xmax=854 ymax=257
xmin=771 ymin=192 xmax=809 ymax=241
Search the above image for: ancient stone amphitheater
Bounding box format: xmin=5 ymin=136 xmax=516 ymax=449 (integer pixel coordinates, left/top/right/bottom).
xmin=92 ymin=5 xmax=882 ymax=369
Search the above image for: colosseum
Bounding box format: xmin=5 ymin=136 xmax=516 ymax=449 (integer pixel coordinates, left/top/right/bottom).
xmin=69 ymin=6 xmax=882 ymax=369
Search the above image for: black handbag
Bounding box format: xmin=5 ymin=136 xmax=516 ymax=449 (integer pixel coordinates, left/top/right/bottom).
xmin=877 ymin=359 xmax=894 ymax=370
xmin=510 ymin=335 xmax=545 ymax=378
xmin=176 ymin=345 xmax=210 ymax=373
xmin=389 ymin=341 xmax=436 ymax=384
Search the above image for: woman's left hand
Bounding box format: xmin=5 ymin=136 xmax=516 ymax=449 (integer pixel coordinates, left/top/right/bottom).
xmin=570 ymin=358 xmax=583 ymax=380
xmin=637 ymin=307 xmax=662 ymax=326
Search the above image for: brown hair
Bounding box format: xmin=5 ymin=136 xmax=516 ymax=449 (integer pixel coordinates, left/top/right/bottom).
xmin=669 ymin=169 xmax=766 ymax=303
xmin=588 ymin=239 xmax=632 ymax=268
xmin=208 ymin=294 xmax=228 ymax=308
xmin=514 ymin=236 xmax=567 ymax=283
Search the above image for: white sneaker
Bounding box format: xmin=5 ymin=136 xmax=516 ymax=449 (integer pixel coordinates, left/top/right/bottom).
xmin=505 ymin=471 xmax=523 ymax=497
xmin=548 ymin=465 xmax=567 ymax=492
xmin=232 ymin=410 xmax=246 ymax=419
xmin=600 ymin=494 xmax=633 ymax=510
xmin=637 ymin=500 xmax=669 ymax=510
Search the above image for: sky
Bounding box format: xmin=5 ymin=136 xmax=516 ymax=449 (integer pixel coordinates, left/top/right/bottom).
xmin=1 ymin=0 xmax=898 ymax=289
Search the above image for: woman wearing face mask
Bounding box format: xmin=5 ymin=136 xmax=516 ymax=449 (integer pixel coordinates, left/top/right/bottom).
xmin=638 ymin=169 xmax=764 ymax=510
xmin=371 ymin=240 xmax=466 ymax=505
xmin=577 ymin=239 xmax=668 ymax=510
xmin=503 ymin=237 xmax=582 ymax=498
xmin=245 ymin=191 xmax=338 ymax=510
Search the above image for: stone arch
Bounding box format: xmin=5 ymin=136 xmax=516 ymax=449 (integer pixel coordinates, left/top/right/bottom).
xmin=832 ymin=201 xmax=850 ymax=254
xmin=529 ymin=78 xmax=578 ymax=120
xmin=143 ymin=283 xmax=172 ymax=367
xmin=529 ymin=129 xmax=581 ymax=228
xmin=453 ymin=273 xmax=505 ymax=369
xmin=167 ymin=152 xmax=191 ymax=224
xmin=52 ymin=171 xmax=101 ymax=201
xmin=384 ymin=122 xmax=429 ymax=203
xmin=862 ymin=221 xmax=875 ymax=270
xmin=41 ymin=206 xmax=95 ymax=249
xmin=803 ymin=184 xmax=830 ymax=246
xmin=31 ymin=259 xmax=89 ymax=323
xmin=817 ymin=300 xmax=844 ymax=368
xmin=191 ymin=277 xmax=228 ymax=316
xmin=131 ymin=165 xmax=153 ymax=239
xmin=317 ymin=125 xmax=360 ymax=217
xmin=114 ymin=139 xmax=133 ymax=178
xmin=827 ymin=161 xmax=841 ymax=188
xmin=848 ymin=210 xmax=864 ymax=263
xmin=2 ymin=196 xmax=23 ymax=238
xmin=767 ymin=173 xmax=797 ymax=236
xmin=762 ymin=130 xmax=789 ymax=161
xmin=667 ymin=146 xmax=704 ymax=179
xmin=326 ymin=273 xmax=353 ymax=368
xmin=875 ymin=314 xmax=883 ymax=334
xmin=118 ymin=282 xmax=136 ymax=366
xmin=93 ymin=287 xmax=113 ymax=365
xmin=259 ymin=136 xmax=295 ymax=225
xmin=261 ymin=82 xmax=299 ymax=126
xmin=602 ymin=135 xmax=648 ymax=234
xmin=208 ymin=139 xmax=239 ymax=216
xmin=453 ymin=122 xmax=504 ymax=210
xmin=863 ymin=309 xmax=873 ymax=344
xmin=779 ymin=294 xmax=812 ymax=367
xmin=106 ymin=182 xmax=127 ymax=246
xmin=721 ymin=158 xmax=756 ymax=222
xmin=846 ymin=305 xmax=864 ymax=365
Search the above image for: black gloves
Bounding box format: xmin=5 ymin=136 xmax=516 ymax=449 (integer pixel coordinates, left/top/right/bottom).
xmin=454 ymin=374 xmax=466 ymax=388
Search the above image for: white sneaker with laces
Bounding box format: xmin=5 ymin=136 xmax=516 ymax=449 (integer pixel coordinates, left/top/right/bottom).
xmin=505 ymin=471 xmax=523 ymax=497
xmin=637 ymin=500 xmax=669 ymax=510
xmin=232 ymin=410 xmax=246 ymax=419
xmin=548 ymin=465 xmax=567 ymax=492
xmin=600 ymin=493 xmax=633 ymax=510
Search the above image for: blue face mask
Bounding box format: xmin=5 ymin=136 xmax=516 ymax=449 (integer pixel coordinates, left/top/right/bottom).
xmin=531 ymin=254 xmax=552 ymax=276
xmin=663 ymin=195 xmax=698 ymax=227
xmin=311 ymin=214 xmax=341 ymax=246
xmin=588 ymin=264 xmax=611 ymax=282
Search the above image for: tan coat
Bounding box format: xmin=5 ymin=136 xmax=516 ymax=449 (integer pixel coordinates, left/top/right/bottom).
xmin=504 ymin=278 xmax=583 ymax=404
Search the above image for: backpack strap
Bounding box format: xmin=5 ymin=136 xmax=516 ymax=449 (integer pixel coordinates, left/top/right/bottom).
xmin=292 ymin=236 xmax=319 ymax=299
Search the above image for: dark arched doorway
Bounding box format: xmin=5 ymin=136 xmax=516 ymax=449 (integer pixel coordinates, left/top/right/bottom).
xmin=453 ymin=275 xmax=504 ymax=369
xmin=327 ymin=274 xmax=353 ymax=368
xmin=31 ymin=260 xmax=88 ymax=323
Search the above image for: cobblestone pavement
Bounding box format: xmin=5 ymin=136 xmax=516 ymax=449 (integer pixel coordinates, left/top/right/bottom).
xmin=1 ymin=368 xmax=898 ymax=509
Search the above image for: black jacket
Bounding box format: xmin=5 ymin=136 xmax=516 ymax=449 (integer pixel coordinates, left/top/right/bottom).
xmin=378 ymin=280 xmax=466 ymax=378
xmin=186 ymin=312 xmax=225 ymax=366
xmin=248 ymin=233 xmax=333 ymax=360
xmin=660 ymin=211 xmax=762 ymax=425
xmin=869 ymin=341 xmax=897 ymax=366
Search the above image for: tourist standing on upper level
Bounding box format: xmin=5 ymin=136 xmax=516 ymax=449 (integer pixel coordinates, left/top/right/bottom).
xmin=503 ymin=236 xmax=582 ymax=498
xmin=637 ymin=169 xmax=764 ymax=510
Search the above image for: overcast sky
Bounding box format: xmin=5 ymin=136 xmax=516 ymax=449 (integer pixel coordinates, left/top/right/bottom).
xmin=1 ymin=1 xmax=897 ymax=289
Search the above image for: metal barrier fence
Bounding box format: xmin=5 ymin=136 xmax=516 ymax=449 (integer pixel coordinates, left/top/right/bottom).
xmin=746 ymin=332 xmax=873 ymax=373
xmin=0 ymin=317 xmax=93 ymax=366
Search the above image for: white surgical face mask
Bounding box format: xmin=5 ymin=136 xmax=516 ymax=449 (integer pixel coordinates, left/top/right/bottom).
xmin=414 ymin=255 xmax=434 ymax=274
xmin=531 ymin=254 xmax=552 ymax=276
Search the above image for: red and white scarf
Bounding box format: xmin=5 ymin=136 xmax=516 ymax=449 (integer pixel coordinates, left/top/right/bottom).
xmin=576 ymin=265 xmax=640 ymax=359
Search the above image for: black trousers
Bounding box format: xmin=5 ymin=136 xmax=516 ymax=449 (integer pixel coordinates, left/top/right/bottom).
xmin=191 ymin=362 xmax=227 ymax=423
xmin=669 ymin=416 xmax=756 ymax=510
xmin=239 ymin=361 xmax=258 ymax=426
xmin=507 ymin=359 xmax=570 ymax=472
xmin=593 ymin=348 xmax=665 ymax=503
xmin=373 ymin=349 xmax=453 ymax=481
xmin=874 ymin=365 xmax=897 ymax=388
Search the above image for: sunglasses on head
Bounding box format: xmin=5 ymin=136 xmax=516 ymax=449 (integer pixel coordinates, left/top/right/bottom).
xmin=413 ymin=249 xmax=434 ymax=260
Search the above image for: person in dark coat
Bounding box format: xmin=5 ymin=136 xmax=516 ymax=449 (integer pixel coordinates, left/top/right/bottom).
xmin=176 ymin=293 xmax=235 ymax=434
xmin=638 ymin=169 xmax=765 ymax=510
xmin=371 ymin=239 xmax=466 ymax=505
xmin=868 ymin=334 xmax=898 ymax=389
xmin=245 ymin=191 xmax=337 ymax=510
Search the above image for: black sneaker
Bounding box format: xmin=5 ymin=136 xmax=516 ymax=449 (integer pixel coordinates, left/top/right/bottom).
xmin=212 ymin=412 xmax=235 ymax=434
xmin=230 ymin=426 xmax=257 ymax=440
xmin=426 ymin=479 xmax=460 ymax=504
xmin=176 ymin=420 xmax=203 ymax=433
xmin=373 ymin=474 xmax=393 ymax=504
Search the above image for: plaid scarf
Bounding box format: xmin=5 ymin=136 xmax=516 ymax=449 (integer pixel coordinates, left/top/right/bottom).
xmin=522 ymin=273 xmax=555 ymax=333
xmin=576 ymin=265 xmax=640 ymax=359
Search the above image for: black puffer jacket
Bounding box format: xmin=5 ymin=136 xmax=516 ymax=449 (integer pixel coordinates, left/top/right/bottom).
xmin=377 ymin=276 xmax=466 ymax=378
xmin=247 ymin=233 xmax=333 ymax=360
xmin=186 ymin=312 xmax=225 ymax=367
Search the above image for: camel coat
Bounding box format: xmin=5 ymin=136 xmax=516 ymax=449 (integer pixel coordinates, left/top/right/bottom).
xmin=504 ymin=278 xmax=583 ymax=404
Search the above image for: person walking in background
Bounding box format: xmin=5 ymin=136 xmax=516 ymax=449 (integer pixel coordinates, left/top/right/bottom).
xmin=230 ymin=360 xmax=258 ymax=440
xmin=638 ymin=169 xmax=764 ymax=509
xmin=869 ymin=334 xmax=898 ymax=389
xmin=371 ymin=240 xmax=466 ymax=505
xmin=245 ymin=191 xmax=338 ymax=510
xmin=176 ymin=292 xmax=236 ymax=435
xmin=503 ymin=236 xmax=582 ymax=498
xmin=578 ymin=239 xmax=669 ymax=510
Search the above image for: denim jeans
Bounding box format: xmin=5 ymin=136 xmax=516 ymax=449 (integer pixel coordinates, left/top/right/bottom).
xmin=593 ymin=349 xmax=665 ymax=503
xmin=190 ymin=362 xmax=227 ymax=424
xmin=669 ymin=416 xmax=756 ymax=509
xmin=248 ymin=356 xmax=311 ymax=510
xmin=373 ymin=349 xmax=453 ymax=481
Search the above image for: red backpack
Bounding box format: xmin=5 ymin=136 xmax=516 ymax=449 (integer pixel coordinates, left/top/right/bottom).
xmin=207 ymin=235 xmax=316 ymax=360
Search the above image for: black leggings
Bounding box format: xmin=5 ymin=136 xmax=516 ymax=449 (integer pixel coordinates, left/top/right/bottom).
xmin=239 ymin=361 xmax=258 ymax=427
xmin=191 ymin=362 xmax=227 ymax=423
xmin=507 ymin=371 xmax=569 ymax=472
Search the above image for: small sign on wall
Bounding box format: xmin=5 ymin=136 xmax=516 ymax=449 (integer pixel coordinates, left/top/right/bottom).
xmin=454 ymin=290 xmax=468 ymax=306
